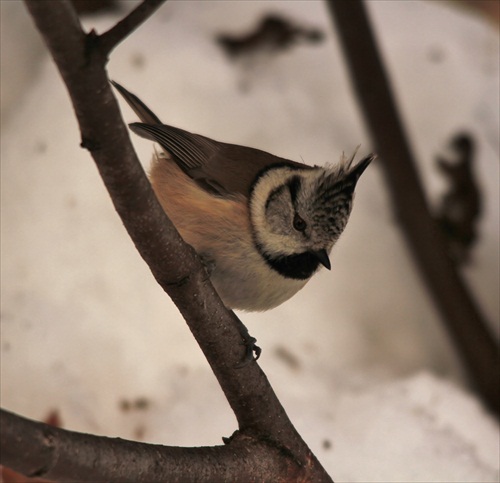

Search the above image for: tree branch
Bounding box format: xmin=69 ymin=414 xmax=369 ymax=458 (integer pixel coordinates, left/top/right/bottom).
xmin=327 ymin=0 xmax=499 ymax=416
xmin=0 ymin=409 xmax=301 ymax=483
xmin=8 ymin=1 xmax=333 ymax=480
xmin=99 ymin=0 xmax=167 ymax=57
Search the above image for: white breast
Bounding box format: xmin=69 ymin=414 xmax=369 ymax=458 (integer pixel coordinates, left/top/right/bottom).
xmin=210 ymin=244 xmax=308 ymax=311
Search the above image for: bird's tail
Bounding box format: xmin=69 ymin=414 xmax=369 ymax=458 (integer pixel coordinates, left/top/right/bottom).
xmin=111 ymin=80 xmax=162 ymax=125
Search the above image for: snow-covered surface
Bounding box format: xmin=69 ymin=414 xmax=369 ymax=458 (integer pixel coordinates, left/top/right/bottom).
xmin=1 ymin=1 xmax=498 ymax=481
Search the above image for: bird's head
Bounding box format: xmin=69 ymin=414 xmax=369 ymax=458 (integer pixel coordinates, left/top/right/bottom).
xmin=249 ymin=153 xmax=374 ymax=280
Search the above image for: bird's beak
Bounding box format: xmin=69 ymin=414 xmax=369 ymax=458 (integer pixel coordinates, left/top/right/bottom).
xmin=312 ymin=249 xmax=331 ymax=270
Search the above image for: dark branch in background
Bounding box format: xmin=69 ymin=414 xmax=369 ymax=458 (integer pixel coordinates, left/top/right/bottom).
xmin=327 ymin=0 xmax=499 ymax=416
xmin=1 ymin=1 xmax=333 ymax=481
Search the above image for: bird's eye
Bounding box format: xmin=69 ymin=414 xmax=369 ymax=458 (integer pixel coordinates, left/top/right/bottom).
xmin=293 ymin=213 xmax=307 ymax=232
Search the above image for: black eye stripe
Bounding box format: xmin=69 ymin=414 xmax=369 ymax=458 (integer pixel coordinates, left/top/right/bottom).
xmin=287 ymin=176 xmax=301 ymax=206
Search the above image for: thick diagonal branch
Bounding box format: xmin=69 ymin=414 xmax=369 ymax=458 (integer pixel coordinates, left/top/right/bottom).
xmin=327 ymin=0 xmax=499 ymax=416
xmin=11 ymin=1 xmax=333 ymax=481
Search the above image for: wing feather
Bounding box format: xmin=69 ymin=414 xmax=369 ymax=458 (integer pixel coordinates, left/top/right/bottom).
xmin=130 ymin=123 xmax=214 ymax=171
xmin=112 ymin=81 xmax=309 ymax=197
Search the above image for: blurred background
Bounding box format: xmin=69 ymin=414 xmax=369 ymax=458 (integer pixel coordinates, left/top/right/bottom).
xmin=1 ymin=1 xmax=498 ymax=481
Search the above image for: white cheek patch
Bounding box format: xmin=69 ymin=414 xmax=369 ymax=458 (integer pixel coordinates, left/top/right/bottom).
xmin=250 ymin=168 xmax=295 ymax=254
xmin=249 ymin=166 xmax=332 ymax=255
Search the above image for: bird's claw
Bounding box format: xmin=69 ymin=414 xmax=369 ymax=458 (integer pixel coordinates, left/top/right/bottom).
xmin=235 ymin=330 xmax=261 ymax=369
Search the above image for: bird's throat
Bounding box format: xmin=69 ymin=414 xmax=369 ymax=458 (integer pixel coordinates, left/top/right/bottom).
xmin=257 ymin=246 xmax=322 ymax=280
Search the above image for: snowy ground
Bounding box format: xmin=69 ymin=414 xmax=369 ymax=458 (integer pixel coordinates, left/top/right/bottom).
xmin=1 ymin=1 xmax=499 ymax=482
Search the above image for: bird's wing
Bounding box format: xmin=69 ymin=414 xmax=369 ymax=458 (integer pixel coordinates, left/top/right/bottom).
xmin=112 ymin=81 xmax=308 ymax=197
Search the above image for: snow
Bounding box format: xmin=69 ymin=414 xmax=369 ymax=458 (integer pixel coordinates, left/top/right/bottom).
xmin=1 ymin=1 xmax=498 ymax=481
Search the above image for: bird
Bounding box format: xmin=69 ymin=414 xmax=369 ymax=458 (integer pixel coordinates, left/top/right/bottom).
xmin=112 ymin=81 xmax=373 ymax=312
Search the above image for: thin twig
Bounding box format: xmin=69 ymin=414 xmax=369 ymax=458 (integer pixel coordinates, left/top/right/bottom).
xmin=327 ymin=0 xmax=499 ymax=416
xmin=99 ymin=0 xmax=167 ymax=56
